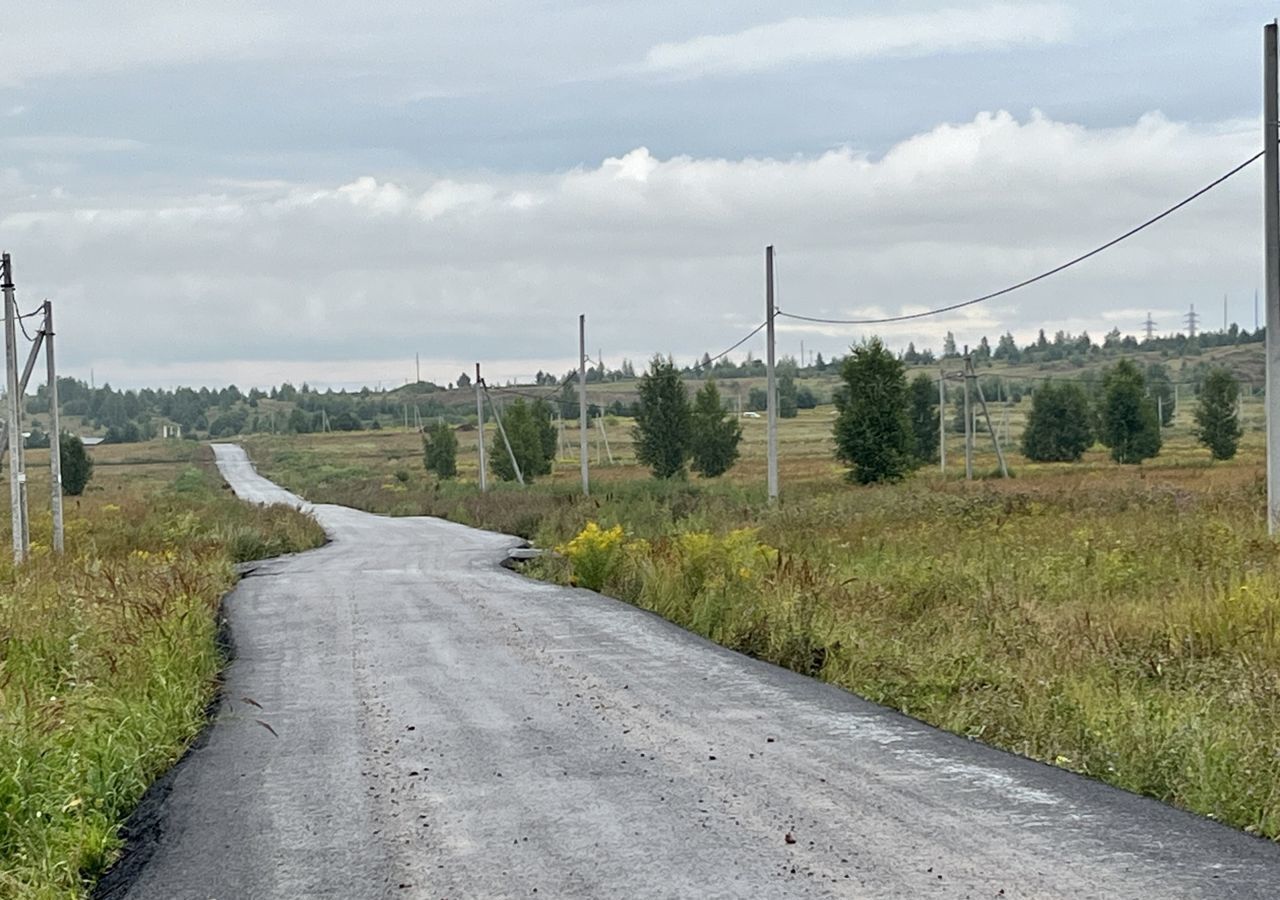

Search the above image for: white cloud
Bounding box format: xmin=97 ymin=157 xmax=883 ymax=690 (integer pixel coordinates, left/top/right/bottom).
xmin=644 ymin=3 xmax=1073 ymax=77
xmin=0 ymin=110 xmax=1262 ymax=388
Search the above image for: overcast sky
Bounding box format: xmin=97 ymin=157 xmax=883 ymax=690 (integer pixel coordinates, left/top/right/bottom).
xmin=0 ymin=1 xmax=1270 ymax=389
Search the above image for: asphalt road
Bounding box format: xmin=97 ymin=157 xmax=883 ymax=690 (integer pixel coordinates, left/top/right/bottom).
xmin=103 ymin=443 xmax=1280 ymax=899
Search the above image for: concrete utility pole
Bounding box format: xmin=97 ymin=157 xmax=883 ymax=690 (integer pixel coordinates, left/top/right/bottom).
xmin=2 ymin=254 xmax=25 ymax=563
xmin=475 ymin=363 xmax=487 ymax=492
xmin=938 ymin=370 xmax=946 ymax=474
xmin=45 ymin=300 xmax=62 ymax=553
xmin=963 ymin=348 xmax=974 ymax=481
xmin=597 ymin=414 xmax=614 ymax=464
xmin=1266 ymin=20 xmax=1280 ymax=533
xmin=765 ymin=245 xmax=778 ymax=503
xmin=579 ymin=314 xmax=589 ymax=496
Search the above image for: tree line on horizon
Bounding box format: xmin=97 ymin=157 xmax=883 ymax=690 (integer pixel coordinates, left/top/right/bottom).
xmin=423 ymin=341 xmax=1246 ymax=489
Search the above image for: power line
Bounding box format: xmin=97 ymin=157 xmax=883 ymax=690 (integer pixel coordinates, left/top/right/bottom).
xmin=15 ymin=308 xmax=40 ymax=343
xmin=778 ymin=150 xmax=1264 ymax=327
xmin=693 ymin=320 xmax=768 ymax=371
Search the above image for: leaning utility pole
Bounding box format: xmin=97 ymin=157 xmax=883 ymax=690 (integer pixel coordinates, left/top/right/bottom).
xmin=579 ymin=314 xmax=589 ymax=496
xmin=44 ymin=300 xmax=63 ymax=553
xmin=475 ymin=363 xmax=487 ymax=492
xmin=970 ymin=358 xmax=1009 ymax=479
xmin=483 ymin=385 xmax=524 ymax=486
xmin=3 ymin=254 xmax=25 ymax=563
xmin=1265 ymin=20 xmax=1280 ymax=533
xmin=765 ymin=245 xmax=779 ymax=503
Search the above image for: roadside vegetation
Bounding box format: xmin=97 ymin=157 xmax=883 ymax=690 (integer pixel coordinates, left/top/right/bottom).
xmin=0 ymin=443 xmax=323 ymax=899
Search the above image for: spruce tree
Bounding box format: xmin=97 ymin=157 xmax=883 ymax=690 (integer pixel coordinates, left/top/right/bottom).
xmin=689 ymin=380 xmax=742 ymax=478
xmin=1021 ymin=381 xmax=1093 ymax=462
xmin=1099 ymin=359 xmax=1161 ymax=464
xmin=60 ymin=433 xmax=94 ymax=495
xmin=633 ymin=356 xmax=692 ymax=478
xmin=833 ymin=338 xmax=915 ymax=484
xmin=422 ymin=421 xmax=458 ymax=479
xmin=1193 ymin=368 xmax=1242 ymax=461
xmin=489 ymin=399 xmax=555 ymax=483
xmin=907 ymin=373 xmax=939 ymax=464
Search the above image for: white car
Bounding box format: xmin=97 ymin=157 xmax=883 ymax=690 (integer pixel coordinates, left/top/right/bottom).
xmin=742 ymin=411 xmax=762 ymax=418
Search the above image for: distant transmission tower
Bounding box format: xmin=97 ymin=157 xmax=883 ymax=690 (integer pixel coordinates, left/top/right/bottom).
xmin=1142 ymin=312 xmax=1157 ymax=343
xmin=1185 ymin=304 xmax=1200 ymax=338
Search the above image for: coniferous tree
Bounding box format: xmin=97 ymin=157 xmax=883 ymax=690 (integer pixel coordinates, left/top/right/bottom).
xmin=422 ymin=421 xmax=458 ymax=479
xmin=1099 ymin=359 xmax=1162 ymax=464
xmin=1193 ymin=368 xmax=1242 ymax=461
xmin=907 ymin=373 xmax=939 ymax=464
xmin=633 ymin=356 xmax=692 ymax=478
xmin=489 ymin=399 xmax=555 ymax=482
xmin=689 ymin=380 xmax=742 ymax=478
xmin=60 ymin=433 xmax=94 ymax=495
xmin=1021 ymin=381 xmax=1093 ymax=462
xmin=833 ymin=338 xmax=916 ymax=483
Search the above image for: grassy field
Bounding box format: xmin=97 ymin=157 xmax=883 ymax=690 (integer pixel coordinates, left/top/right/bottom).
xmin=0 ymin=442 xmax=324 ymax=899
xmin=238 ymin=391 xmax=1280 ymax=841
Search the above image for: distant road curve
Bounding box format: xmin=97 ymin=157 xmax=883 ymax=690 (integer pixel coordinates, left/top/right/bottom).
xmin=101 ymin=443 xmax=1280 ymax=899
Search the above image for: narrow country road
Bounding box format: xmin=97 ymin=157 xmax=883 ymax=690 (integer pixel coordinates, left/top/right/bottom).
xmin=102 ymin=443 xmax=1280 ymax=899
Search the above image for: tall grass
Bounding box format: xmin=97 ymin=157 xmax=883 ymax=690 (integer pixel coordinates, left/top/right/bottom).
xmin=0 ymin=459 xmax=324 ymax=898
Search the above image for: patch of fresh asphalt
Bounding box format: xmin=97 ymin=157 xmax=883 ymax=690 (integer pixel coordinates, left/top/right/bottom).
xmin=98 ymin=443 xmax=1280 ymax=899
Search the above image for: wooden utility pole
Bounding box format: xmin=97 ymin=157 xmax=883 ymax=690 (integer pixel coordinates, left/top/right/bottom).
xmin=45 ymin=300 xmax=63 ymax=553
xmin=475 ymin=363 xmax=487 ymax=491
xmin=1265 ymin=21 xmax=1280 ymax=533
xmin=765 ymin=245 xmax=778 ymax=503
xmin=3 ymin=254 xmax=25 ymax=563
xmin=579 ymin=315 xmax=589 ymax=496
